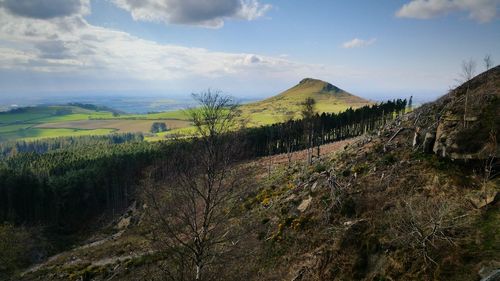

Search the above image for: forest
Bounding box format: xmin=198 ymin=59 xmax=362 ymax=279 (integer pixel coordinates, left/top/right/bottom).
xmin=0 ymin=99 xmax=406 ymax=233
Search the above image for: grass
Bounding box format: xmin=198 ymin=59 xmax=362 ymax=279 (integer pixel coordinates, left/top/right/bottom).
xmin=238 ymin=78 xmax=370 ymax=126
xmin=36 ymin=119 xmax=191 ymax=133
xmin=0 ymin=79 xmax=370 ymax=141
xmin=0 ymin=105 xmax=190 ymax=142
xmin=1 ymin=128 xmax=115 ymax=142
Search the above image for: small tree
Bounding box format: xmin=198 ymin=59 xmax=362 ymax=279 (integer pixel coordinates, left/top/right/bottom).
xmin=143 ymin=90 xmax=247 ymax=281
xmin=483 ymin=54 xmax=493 ymax=71
xmin=391 ymin=197 xmax=470 ymax=267
xmin=150 ymin=122 xmax=168 ymax=133
xmin=279 ymin=112 xmax=296 ymax=167
xmin=461 ymin=59 xmax=476 ymax=128
xmin=301 ymin=98 xmax=316 ymax=165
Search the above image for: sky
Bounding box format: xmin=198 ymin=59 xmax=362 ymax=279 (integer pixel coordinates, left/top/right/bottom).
xmin=0 ymin=0 xmax=499 ymax=103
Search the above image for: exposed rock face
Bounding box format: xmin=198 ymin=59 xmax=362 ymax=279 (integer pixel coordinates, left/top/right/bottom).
xmin=417 ymin=65 xmax=500 ymax=160
xmin=412 ymin=127 xmax=421 ymax=148
xmin=422 ymin=132 xmax=436 ymax=154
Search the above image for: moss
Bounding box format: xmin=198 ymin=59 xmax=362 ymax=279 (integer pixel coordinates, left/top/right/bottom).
xmin=313 ymin=162 xmax=327 ymax=173
xmin=352 ymin=163 xmax=369 ymax=175
xmin=381 ymin=153 xmax=397 ymax=165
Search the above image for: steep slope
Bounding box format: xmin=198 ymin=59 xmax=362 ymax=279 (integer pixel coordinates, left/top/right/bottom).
xmin=240 ymin=78 xmax=370 ymax=126
xmin=240 ymin=66 xmax=500 ymax=280
xmin=15 ymin=67 xmax=499 ymax=281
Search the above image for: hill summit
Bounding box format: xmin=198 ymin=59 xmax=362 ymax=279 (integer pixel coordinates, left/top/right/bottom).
xmin=274 ymin=78 xmax=363 ymax=101
xmin=296 ymin=78 xmax=345 ymax=93
xmin=240 ymin=78 xmax=370 ymax=126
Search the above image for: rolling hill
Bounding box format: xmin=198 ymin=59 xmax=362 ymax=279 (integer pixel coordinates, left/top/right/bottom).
xmin=0 ymin=79 xmax=369 ymax=142
xmin=239 ymin=78 xmax=370 ymax=126
xmin=11 ymin=66 xmax=500 ymax=281
xmin=0 ymin=104 xmax=190 ymax=142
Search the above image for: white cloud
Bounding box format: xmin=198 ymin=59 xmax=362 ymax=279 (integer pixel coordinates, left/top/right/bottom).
xmin=396 ymin=0 xmax=498 ymax=23
xmin=342 ymin=38 xmax=376 ymax=49
xmin=111 ymin=0 xmax=271 ymax=28
xmin=0 ymin=7 xmax=317 ymax=83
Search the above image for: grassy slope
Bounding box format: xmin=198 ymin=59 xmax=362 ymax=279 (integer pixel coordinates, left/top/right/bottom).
xmin=0 ymin=105 xmax=189 ymax=142
xmin=156 ymin=78 xmax=372 ymax=136
xmin=239 ymin=78 xmax=370 ymax=126
xmin=0 ymin=78 xmax=369 ymax=141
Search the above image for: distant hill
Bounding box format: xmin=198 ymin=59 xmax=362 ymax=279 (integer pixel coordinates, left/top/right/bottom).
xmin=0 ymin=104 xmax=189 ymax=142
xmin=240 ymin=78 xmax=370 ymax=125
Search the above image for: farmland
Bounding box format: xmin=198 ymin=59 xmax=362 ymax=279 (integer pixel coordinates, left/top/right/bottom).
xmin=0 ymin=104 xmax=190 ymax=142
xmin=0 ymin=78 xmax=371 ymax=142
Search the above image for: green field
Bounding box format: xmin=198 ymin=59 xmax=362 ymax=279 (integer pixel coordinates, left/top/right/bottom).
xmin=0 ymin=105 xmax=188 ymax=142
xmin=0 ymin=78 xmax=371 ymax=142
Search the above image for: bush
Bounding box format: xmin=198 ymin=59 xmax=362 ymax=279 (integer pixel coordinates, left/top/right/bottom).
xmin=150 ymin=122 xmax=168 ymax=133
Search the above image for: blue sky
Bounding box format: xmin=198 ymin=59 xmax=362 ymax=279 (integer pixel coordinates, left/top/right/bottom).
xmin=0 ymin=0 xmax=498 ymax=103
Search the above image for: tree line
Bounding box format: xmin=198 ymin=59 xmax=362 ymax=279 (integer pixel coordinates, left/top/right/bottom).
xmin=244 ymin=99 xmax=407 ymax=158
xmin=0 ymin=133 xmax=144 ymax=159
xmin=0 ymin=140 xmax=165 ymax=232
xmin=0 ymin=98 xmax=406 ymax=233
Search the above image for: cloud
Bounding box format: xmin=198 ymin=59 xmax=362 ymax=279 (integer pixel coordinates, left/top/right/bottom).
xmin=111 ymin=0 xmax=271 ymax=28
xmin=342 ymin=38 xmax=376 ymax=49
xmin=396 ymin=0 xmax=498 ymax=23
xmin=0 ymin=0 xmax=89 ymax=19
xmin=0 ymin=7 xmax=317 ymax=83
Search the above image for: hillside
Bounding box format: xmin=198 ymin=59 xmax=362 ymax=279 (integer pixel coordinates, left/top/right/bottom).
xmin=0 ymin=104 xmax=190 ymax=142
xmin=240 ymin=78 xmax=370 ymax=125
xmin=9 ymin=67 xmax=499 ymax=281
xmin=0 ymin=79 xmax=369 ymax=142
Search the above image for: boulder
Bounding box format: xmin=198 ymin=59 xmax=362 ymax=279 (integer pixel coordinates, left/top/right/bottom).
xmin=117 ymin=216 xmax=131 ymax=229
xmin=422 ymin=132 xmax=436 ymax=154
xmin=468 ymin=184 xmax=498 ymax=209
xmin=412 ymin=127 xmax=421 ymax=148
xmin=297 ymin=196 xmax=312 ymax=212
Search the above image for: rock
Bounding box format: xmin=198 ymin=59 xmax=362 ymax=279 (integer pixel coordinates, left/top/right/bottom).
xmin=468 ymin=185 xmax=498 ymax=209
xmin=117 ymin=217 xmax=131 ymax=229
xmin=284 ymin=194 xmax=297 ymax=203
xmin=480 ymin=269 xmax=500 ymax=281
xmin=412 ymin=128 xmax=421 ymax=148
xmin=433 ymin=121 xmax=448 ymax=157
xmin=422 ymin=132 xmax=436 ymax=154
xmin=297 ymin=196 xmax=312 ymax=212
xmin=311 ymin=182 xmax=318 ymax=192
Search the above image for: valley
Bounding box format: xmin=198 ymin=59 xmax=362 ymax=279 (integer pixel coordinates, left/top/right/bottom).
xmin=0 ymin=79 xmax=371 ymax=142
xmin=1 ymin=66 xmax=498 ymax=281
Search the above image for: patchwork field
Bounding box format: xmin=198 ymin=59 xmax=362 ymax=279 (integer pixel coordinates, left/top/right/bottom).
xmin=0 ymin=105 xmax=191 ymax=142
xmin=0 ymin=78 xmax=371 ymax=142
xmin=36 ymin=119 xmax=191 ymax=133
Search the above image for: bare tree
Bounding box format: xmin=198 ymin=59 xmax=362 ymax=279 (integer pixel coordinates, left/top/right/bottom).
xmin=143 ymin=90 xmax=248 ymax=281
xmin=461 ymin=59 xmax=476 ymax=128
xmin=483 ymin=54 xmax=493 ymax=71
xmin=391 ymin=197 xmax=470 ymax=267
xmin=279 ymin=112 xmax=296 ymax=167
xmin=301 ymin=97 xmax=316 ymax=165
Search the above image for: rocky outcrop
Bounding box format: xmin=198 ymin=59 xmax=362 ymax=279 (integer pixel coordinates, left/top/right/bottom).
xmin=416 ymin=65 xmax=500 ymax=160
